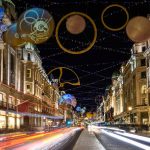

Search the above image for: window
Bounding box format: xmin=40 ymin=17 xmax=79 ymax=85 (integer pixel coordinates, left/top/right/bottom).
xmin=0 ymin=116 xmax=6 ymax=129
xmin=9 ymin=97 xmax=13 ymax=104
xmin=142 ymin=98 xmax=146 ymax=105
xmin=27 ymin=52 xmax=31 ymax=61
xmin=17 ymin=99 xmax=20 ymax=105
xmin=141 ymin=85 xmax=146 ymax=94
xmin=147 ymin=58 xmax=149 ymax=67
xmin=141 ymin=71 xmax=146 ymax=78
xmin=0 ymin=93 xmax=3 ymax=101
xmin=10 ymin=54 xmax=15 ymax=84
xmin=142 ymin=47 xmax=146 ymax=52
xmin=26 ymin=84 xmax=31 ymax=93
xmin=26 ymin=69 xmax=31 ymax=78
xmin=141 ymin=59 xmax=146 ymax=66
xmin=8 ymin=96 xmax=15 ymax=107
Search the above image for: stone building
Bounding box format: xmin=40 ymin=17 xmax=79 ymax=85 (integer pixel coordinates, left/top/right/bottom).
xmin=103 ymin=85 xmax=114 ymax=122
xmin=121 ymin=42 xmax=148 ymax=125
xmin=0 ymin=13 xmax=67 ymax=131
xmin=104 ymin=42 xmax=149 ymax=125
xmin=143 ymin=39 xmax=150 ymax=125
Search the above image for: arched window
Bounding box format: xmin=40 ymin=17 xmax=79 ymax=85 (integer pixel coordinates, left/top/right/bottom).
xmin=27 ymin=52 xmax=31 ymax=61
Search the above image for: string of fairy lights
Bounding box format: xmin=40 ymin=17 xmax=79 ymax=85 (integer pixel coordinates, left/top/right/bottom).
xmin=57 ymin=61 xmax=123 ymax=68
xmin=56 ymin=35 xmax=131 ymax=55
xmin=15 ymin=0 xmax=149 ymax=110
xmin=43 ymin=0 xmax=149 ymax=5
xmin=58 ymin=27 xmax=131 ymax=45
xmin=66 ymin=78 xmax=105 ymax=92
xmin=46 ymin=58 xmax=123 ymax=84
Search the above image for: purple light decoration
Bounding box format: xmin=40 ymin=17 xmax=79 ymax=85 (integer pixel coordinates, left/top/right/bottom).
xmin=58 ymin=94 xmax=77 ymax=107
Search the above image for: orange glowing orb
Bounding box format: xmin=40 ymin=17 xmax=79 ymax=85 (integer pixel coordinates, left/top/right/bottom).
xmin=126 ymin=16 xmax=150 ymax=43
xmin=3 ymin=23 xmax=26 ymax=48
xmin=66 ymin=15 xmax=86 ymax=34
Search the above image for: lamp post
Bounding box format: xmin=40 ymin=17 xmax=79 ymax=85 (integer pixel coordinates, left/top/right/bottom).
xmin=128 ymin=106 xmax=132 ymax=124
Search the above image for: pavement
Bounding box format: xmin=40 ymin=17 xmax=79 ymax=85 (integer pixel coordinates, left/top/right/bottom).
xmin=73 ymin=129 xmax=106 ymax=150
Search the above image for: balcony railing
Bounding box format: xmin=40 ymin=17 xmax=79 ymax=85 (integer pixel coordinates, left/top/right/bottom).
xmin=8 ymin=103 xmax=16 ymax=110
xmin=0 ymin=101 xmax=16 ymax=110
xmin=0 ymin=101 xmax=7 ymax=108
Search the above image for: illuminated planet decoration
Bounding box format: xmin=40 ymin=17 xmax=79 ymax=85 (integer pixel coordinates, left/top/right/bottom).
xmin=3 ymin=23 xmax=26 ymax=47
xmin=58 ymin=94 xmax=77 ymax=107
xmin=76 ymin=106 xmax=81 ymax=112
xmin=82 ymin=107 xmax=86 ymax=110
xmin=81 ymin=108 xmax=86 ymax=114
xmin=0 ymin=8 xmax=4 ymax=20
xmin=66 ymin=14 xmax=86 ymax=34
xmin=126 ymin=16 xmax=150 ymax=43
xmin=17 ymin=8 xmax=55 ymax=44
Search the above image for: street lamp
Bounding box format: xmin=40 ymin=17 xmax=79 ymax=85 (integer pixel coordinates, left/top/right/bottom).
xmin=128 ymin=106 xmax=132 ymax=124
xmin=128 ymin=106 xmax=132 ymax=111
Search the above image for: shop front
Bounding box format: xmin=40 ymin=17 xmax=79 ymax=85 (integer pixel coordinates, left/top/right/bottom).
xmin=0 ymin=110 xmax=21 ymax=130
xmin=0 ymin=110 xmax=6 ymax=129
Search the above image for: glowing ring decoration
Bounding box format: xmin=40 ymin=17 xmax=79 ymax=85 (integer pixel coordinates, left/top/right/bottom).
xmin=24 ymin=10 xmax=39 ymax=24
xmin=55 ymin=12 xmax=97 ymax=55
xmin=47 ymin=67 xmax=80 ymax=87
xmin=101 ymin=4 xmax=129 ymax=31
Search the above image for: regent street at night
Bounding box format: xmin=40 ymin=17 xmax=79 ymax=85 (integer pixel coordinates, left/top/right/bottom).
xmin=0 ymin=0 xmax=150 ymax=150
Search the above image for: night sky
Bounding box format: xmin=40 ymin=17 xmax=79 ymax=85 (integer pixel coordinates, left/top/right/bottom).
xmin=15 ymin=0 xmax=150 ymax=111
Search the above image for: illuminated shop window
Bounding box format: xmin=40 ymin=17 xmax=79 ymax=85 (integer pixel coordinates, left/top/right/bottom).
xmin=8 ymin=117 xmax=15 ymax=129
xmin=0 ymin=116 xmax=6 ymax=129
xmin=16 ymin=118 xmax=20 ymax=129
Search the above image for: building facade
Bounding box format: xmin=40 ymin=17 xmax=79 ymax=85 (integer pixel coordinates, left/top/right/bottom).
xmin=103 ymin=42 xmax=150 ymax=126
xmin=0 ymin=13 xmax=68 ymax=131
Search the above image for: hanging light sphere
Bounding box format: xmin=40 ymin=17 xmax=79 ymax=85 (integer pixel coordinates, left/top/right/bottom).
xmin=17 ymin=8 xmax=55 ymax=44
xmin=76 ymin=106 xmax=81 ymax=112
xmin=126 ymin=16 xmax=150 ymax=43
xmin=3 ymin=23 xmax=26 ymax=48
xmin=66 ymin=14 xmax=86 ymax=34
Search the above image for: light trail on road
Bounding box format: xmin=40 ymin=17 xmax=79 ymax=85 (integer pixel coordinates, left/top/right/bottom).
xmin=101 ymin=129 xmax=150 ymax=150
xmin=0 ymin=127 xmax=82 ymax=150
xmin=93 ymin=126 xmax=150 ymax=150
